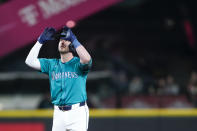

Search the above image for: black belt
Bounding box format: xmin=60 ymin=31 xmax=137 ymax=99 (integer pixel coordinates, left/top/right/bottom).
xmin=58 ymin=101 xmax=86 ymax=111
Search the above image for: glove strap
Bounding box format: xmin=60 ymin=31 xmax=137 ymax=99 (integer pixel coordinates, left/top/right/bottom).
xmin=72 ymin=39 xmax=81 ymax=48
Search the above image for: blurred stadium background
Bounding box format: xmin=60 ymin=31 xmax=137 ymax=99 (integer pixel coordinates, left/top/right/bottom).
xmin=1 ymin=0 xmax=197 ymax=131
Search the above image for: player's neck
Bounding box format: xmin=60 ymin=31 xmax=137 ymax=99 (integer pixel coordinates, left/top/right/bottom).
xmin=60 ymin=52 xmax=74 ymax=63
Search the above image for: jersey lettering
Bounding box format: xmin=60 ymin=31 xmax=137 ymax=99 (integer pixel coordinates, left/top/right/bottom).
xmin=52 ymin=71 xmax=78 ymax=80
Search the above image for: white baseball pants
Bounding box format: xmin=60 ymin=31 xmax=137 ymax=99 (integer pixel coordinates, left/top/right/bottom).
xmin=52 ymin=104 xmax=89 ymax=131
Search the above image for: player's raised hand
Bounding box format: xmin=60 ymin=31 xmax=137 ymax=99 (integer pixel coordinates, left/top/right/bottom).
xmin=60 ymin=26 xmax=80 ymax=48
xmin=61 ymin=26 xmax=76 ymax=43
xmin=38 ymin=27 xmax=56 ymax=44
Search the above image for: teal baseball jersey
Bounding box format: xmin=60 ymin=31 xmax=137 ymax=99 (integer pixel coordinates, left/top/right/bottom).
xmin=39 ymin=57 xmax=92 ymax=106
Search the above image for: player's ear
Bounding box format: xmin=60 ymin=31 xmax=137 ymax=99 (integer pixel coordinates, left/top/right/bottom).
xmin=69 ymin=43 xmax=78 ymax=56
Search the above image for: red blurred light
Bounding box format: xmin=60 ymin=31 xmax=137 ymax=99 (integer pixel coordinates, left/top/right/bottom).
xmin=66 ymin=20 xmax=76 ymax=28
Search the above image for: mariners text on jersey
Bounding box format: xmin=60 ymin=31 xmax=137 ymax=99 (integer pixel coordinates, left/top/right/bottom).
xmin=52 ymin=71 xmax=78 ymax=80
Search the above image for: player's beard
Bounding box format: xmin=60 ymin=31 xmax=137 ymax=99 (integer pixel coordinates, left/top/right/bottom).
xmin=58 ymin=46 xmax=70 ymax=54
xmin=58 ymin=48 xmax=69 ymax=54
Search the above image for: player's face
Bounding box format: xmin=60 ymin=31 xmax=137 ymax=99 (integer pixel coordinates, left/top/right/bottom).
xmin=58 ymin=39 xmax=71 ymax=54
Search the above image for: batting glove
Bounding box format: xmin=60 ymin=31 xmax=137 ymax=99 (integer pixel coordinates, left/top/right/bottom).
xmin=60 ymin=26 xmax=81 ymax=48
xmin=38 ymin=27 xmax=56 ymax=44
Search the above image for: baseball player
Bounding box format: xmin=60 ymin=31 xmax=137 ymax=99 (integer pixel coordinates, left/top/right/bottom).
xmin=25 ymin=26 xmax=92 ymax=131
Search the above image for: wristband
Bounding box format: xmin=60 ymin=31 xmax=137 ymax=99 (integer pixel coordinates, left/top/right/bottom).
xmin=72 ymin=39 xmax=81 ymax=48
